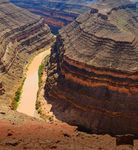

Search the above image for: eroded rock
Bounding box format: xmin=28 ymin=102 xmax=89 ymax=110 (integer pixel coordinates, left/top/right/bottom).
xmin=46 ymin=0 xmax=138 ymax=135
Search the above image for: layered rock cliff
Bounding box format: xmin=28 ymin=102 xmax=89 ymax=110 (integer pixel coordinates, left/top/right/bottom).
xmin=10 ymin=0 xmax=95 ymax=33
xmin=0 ymin=0 xmax=54 ymax=105
xmin=46 ymin=0 xmax=138 ymax=135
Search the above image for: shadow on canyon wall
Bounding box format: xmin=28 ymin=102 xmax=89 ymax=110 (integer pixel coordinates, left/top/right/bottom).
xmin=44 ymin=78 xmax=138 ymax=139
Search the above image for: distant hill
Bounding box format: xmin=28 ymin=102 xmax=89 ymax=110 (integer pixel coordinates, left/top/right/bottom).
xmin=10 ymin=0 xmax=96 ymax=34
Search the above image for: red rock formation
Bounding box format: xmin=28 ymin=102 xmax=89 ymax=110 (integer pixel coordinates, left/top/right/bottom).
xmin=46 ymin=0 xmax=138 ymax=135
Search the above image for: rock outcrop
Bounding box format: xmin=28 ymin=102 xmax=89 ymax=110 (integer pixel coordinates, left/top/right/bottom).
xmin=0 ymin=0 xmax=54 ymax=105
xmin=46 ymin=0 xmax=138 ymax=135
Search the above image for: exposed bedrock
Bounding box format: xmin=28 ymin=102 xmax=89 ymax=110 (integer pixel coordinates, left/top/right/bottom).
xmin=45 ymin=1 xmax=138 ymax=135
xmin=0 ymin=0 xmax=54 ymax=105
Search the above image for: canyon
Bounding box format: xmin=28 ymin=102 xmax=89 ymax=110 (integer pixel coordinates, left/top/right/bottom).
xmin=0 ymin=0 xmax=138 ymax=149
xmin=10 ymin=0 xmax=96 ymax=34
xmin=45 ymin=0 xmax=138 ymax=135
xmin=0 ymin=0 xmax=54 ymax=108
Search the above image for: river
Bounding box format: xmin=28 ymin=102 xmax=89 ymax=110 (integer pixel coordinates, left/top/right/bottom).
xmin=17 ymin=48 xmax=51 ymax=117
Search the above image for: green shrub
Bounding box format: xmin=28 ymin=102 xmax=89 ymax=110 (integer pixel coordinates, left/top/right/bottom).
xmin=36 ymin=55 xmax=50 ymax=115
xmin=38 ymin=55 xmax=50 ymax=86
xmin=12 ymin=78 xmax=25 ymax=110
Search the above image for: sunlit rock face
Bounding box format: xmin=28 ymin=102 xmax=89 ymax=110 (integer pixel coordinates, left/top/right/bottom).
xmin=0 ymin=0 xmax=54 ymax=104
xmin=46 ymin=0 xmax=138 ymax=135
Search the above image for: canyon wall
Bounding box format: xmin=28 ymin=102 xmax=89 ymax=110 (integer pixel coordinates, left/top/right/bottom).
xmin=0 ymin=0 xmax=54 ymax=106
xmin=46 ymin=0 xmax=138 ymax=135
xmin=10 ymin=0 xmax=95 ymax=34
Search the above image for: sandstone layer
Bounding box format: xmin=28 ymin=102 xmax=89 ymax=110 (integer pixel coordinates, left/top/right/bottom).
xmin=46 ymin=0 xmax=138 ymax=135
xmin=0 ymin=0 xmax=54 ymax=106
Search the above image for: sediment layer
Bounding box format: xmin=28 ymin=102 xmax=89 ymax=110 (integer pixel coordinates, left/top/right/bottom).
xmin=46 ymin=0 xmax=138 ymax=135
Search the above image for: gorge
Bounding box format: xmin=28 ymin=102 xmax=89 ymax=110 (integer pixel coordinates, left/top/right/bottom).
xmin=0 ymin=0 xmax=54 ymax=108
xmin=0 ymin=0 xmax=138 ymax=149
xmin=10 ymin=0 xmax=96 ymax=34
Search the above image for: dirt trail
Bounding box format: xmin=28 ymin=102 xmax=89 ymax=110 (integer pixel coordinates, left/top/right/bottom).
xmin=17 ymin=48 xmax=51 ymax=117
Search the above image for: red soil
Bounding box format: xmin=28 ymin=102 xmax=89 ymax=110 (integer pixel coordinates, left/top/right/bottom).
xmin=0 ymin=118 xmax=138 ymax=150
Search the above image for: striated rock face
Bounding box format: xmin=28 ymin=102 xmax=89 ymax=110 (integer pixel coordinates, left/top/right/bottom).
xmin=46 ymin=0 xmax=138 ymax=135
xmin=0 ymin=0 xmax=54 ymax=105
xmin=10 ymin=0 xmax=95 ymax=34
